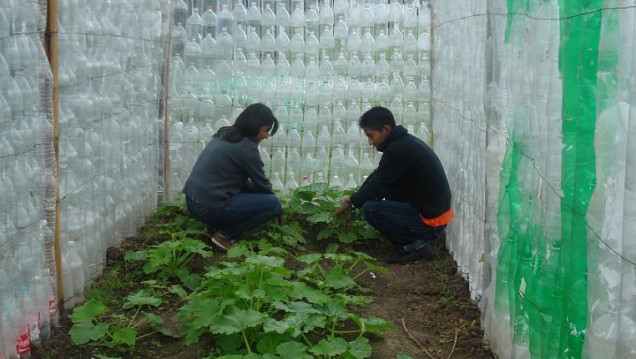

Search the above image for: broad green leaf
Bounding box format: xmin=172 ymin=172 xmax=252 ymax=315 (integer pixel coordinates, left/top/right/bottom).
xmin=215 ymin=355 xmax=244 ymax=359
xmin=177 ymin=297 xmax=222 ymax=329
xmin=295 ymin=189 xmax=317 ymax=201
xmin=123 ymin=291 xmax=162 ymax=309
xmin=396 ymin=354 xmax=414 ymax=359
xmin=263 ymin=318 xmax=291 ymax=334
xmin=211 ymin=308 xmax=264 ymax=334
xmin=246 ymin=255 xmax=285 ymax=267
xmin=310 ymin=337 xmax=348 ymax=356
xmin=302 ymin=314 xmax=326 ymax=333
xmin=69 ymin=322 xmax=109 ymax=344
xmin=277 ymin=341 xmax=311 ymax=359
xmin=346 ymin=337 xmax=373 ymax=359
xmin=325 ymin=242 xmax=340 ymax=253
xmin=325 ymin=268 xmax=358 ymax=289
xmin=307 ymin=212 xmax=332 ymax=224
xmin=176 ymin=267 xmax=203 ymax=291
xmin=70 ymin=299 xmax=109 ymax=323
xmin=256 ymin=332 xmax=292 ymax=354
xmin=94 ymin=355 xmax=121 ymax=359
xmin=216 ymin=333 xmax=244 ymax=354
xmin=285 ymin=301 xmax=321 ymax=314
xmin=295 ymin=253 xmax=322 ymax=264
xmin=364 ymin=261 xmax=389 ymax=275
xmin=227 ymin=245 xmax=253 ymax=258
xmin=112 ymin=326 xmax=136 ymax=346
xmin=317 ymin=227 xmax=334 ymax=240
xmin=351 ymin=315 xmax=396 ymax=334
xmin=336 ymin=293 xmax=374 ymax=305
xmin=124 ymin=250 xmax=148 ymax=262
xmin=291 ymin=282 xmax=330 ymax=304
xmin=169 ymin=284 xmax=188 ymax=298
xmin=318 ymin=301 xmax=349 ymax=319
xmin=144 ymin=312 xmax=180 ymax=338
xmin=324 ymin=253 xmax=354 ymax=262
xmin=338 ymin=232 xmax=358 ymax=243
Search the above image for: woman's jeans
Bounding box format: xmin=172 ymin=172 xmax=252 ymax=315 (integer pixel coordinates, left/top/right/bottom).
xmin=361 ymin=200 xmax=445 ymax=251
xmin=186 ymin=194 xmax=283 ymax=239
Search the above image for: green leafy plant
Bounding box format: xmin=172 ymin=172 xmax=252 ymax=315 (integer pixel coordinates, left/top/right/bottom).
xmin=69 ymin=287 xmax=174 ymax=353
xmin=177 ymin=242 xmax=394 ymax=358
xmin=124 ymin=216 xmax=214 ymax=290
xmin=288 ymin=186 xmax=381 ymax=245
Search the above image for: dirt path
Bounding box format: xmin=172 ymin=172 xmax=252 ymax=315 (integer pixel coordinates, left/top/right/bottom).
xmin=355 ymin=240 xmax=494 ymax=359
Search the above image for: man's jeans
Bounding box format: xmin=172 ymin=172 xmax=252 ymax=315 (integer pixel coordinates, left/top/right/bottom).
xmin=186 ymin=194 xmax=283 ymax=239
xmin=361 ymin=200 xmax=445 ymax=250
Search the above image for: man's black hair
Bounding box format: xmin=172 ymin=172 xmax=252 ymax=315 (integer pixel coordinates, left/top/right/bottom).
xmin=215 ymin=103 xmax=279 ymax=142
xmin=358 ymin=106 xmax=396 ymax=131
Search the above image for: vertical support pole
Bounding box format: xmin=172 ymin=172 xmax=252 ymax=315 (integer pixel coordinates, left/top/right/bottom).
xmin=44 ymin=0 xmax=64 ymax=311
xmin=162 ymin=11 xmax=174 ymax=201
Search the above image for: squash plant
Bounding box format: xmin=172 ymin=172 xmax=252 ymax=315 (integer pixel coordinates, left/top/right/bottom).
xmin=177 ymin=241 xmax=394 ymax=358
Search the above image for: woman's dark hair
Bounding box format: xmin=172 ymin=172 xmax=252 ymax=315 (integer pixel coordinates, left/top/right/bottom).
xmin=215 ymin=103 xmax=279 ymax=143
xmin=358 ymin=106 xmax=396 ymax=131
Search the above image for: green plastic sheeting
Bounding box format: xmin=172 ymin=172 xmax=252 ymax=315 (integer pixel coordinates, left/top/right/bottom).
xmin=495 ymin=1 xmax=603 ymax=358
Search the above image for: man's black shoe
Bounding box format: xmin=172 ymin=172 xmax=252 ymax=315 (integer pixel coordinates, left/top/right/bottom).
xmin=384 ymin=245 xmax=434 ymax=264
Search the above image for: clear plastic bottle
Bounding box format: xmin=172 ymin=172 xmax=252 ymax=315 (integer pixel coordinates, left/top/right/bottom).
xmin=216 ymin=5 xmax=236 ymax=38
xmin=246 ymin=2 xmax=261 ymax=35
xmin=17 ymin=286 xmax=39 ymax=349
xmin=290 ymin=4 xmax=305 ymax=27
xmin=276 ymin=3 xmax=290 ymax=27
xmin=276 ymin=26 xmax=291 ymax=52
xmin=344 ymin=173 xmax=357 ymax=190
xmin=62 ymin=241 xmax=85 ymax=310
xmin=186 ymin=8 xmax=204 ymax=41
xmin=271 ymin=172 xmax=286 ymax=194
xmin=202 ymin=5 xmax=217 ymax=38
xmin=173 ymin=0 xmax=188 ymax=29
xmin=232 ymin=0 xmax=247 ymax=26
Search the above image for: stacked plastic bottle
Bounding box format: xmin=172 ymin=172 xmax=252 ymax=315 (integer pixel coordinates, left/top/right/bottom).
xmin=167 ymin=0 xmax=434 ymax=196
xmin=0 ymin=0 xmax=62 ymax=356
xmin=54 ymin=0 xmax=169 ymax=313
xmin=433 ymin=1 xmax=636 ymax=359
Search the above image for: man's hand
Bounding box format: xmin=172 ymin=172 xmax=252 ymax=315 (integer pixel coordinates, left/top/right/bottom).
xmin=333 ymin=196 xmax=352 ymax=217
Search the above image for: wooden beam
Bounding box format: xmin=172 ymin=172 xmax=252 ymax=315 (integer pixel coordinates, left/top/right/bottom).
xmin=44 ymin=0 xmax=64 ymax=312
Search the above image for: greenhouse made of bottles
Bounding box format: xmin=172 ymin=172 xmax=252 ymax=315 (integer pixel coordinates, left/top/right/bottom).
xmin=1 ymin=0 xmax=635 ymax=358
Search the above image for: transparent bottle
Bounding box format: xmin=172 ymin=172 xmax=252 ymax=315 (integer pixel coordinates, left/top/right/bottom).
xmin=202 ymin=5 xmax=217 ymax=37
xmin=186 ymin=8 xmax=204 ymax=41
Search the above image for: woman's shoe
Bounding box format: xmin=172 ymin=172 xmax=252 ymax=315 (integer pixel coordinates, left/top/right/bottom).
xmin=210 ymin=232 xmax=234 ymax=251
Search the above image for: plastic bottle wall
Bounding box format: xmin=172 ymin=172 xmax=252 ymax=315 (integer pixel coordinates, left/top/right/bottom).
xmin=1 ymin=0 xmax=171 ymax=356
xmin=0 ymin=1 xmax=58 ymax=357
xmin=55 ymin=0 xmax=170 ymax=311
xmin=432 ymin=0 xmax=636 ymax=358
xmin=166 ymin=0 xmax=434 ymax=197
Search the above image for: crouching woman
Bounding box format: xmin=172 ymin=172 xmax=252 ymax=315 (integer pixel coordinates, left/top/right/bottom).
xmin=183 ymin=103 xmax=282 ymax=251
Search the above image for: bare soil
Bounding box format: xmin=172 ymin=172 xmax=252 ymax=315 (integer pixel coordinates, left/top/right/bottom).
xmin=32 ymin=222 xmax=493 ymax=359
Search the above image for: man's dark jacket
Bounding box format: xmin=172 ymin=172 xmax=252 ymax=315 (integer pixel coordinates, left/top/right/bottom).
xmin=350 ymin=125 xmax=452 ymax=219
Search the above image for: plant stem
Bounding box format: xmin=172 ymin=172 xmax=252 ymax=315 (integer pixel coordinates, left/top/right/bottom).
xmin=128 ymin=306 xmax=142 ymax=327
xmin=136 ymin=330 xmax=158 ymax=341
xmin=242 ymin=330 xmax=252 ymax=354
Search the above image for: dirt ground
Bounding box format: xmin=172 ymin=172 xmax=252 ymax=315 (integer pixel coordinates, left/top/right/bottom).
xmin=32 ymin=234 xmax=493 ymax=359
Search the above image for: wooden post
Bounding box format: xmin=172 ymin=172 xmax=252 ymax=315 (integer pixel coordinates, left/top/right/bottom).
xmin=162 ymin=14 xmax=174 ymax=201
xmin=44 ymin=0 xmax=64 ymax=311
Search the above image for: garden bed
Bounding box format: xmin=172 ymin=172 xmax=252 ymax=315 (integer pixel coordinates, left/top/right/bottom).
xmin=32 ymin=187 xmax=493 ymax=359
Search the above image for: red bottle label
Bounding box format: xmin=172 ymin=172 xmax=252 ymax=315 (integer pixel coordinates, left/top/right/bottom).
xmin=16 ymin=327 xmax=31 ymax=354
xmin=49 ymin=298 xmax=58 ymax=316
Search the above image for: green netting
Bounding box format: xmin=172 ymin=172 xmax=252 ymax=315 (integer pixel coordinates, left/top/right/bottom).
xmin=495 ymin=1 xmax=604 ymax=358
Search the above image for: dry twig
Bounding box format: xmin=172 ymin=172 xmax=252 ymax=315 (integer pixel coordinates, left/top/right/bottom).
xmin=446 ymin=328 xmax=459 ymax=359
xmin=400 ymin=317 xmax=438 ymax=359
